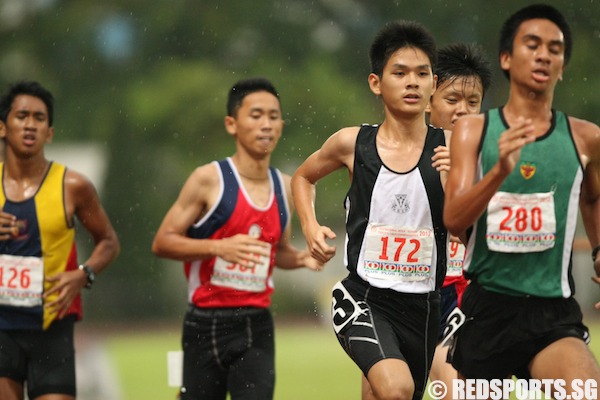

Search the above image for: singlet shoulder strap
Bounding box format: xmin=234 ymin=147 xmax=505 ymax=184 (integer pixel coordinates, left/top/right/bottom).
xmin=270 ymin=167 xmax=289 ymax=232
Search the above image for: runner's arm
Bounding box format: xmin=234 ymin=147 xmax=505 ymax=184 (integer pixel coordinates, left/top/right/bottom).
xmin=152 ymin=164 xmax=269 ymax=263
xmin=275 ymin=174 xmax=323 ymax=271
xmin=576 ymin=121 xmax=600 ymax=307
xmin=291 ymin=127 xmax=358 ymax=264
xmin=444 ymin=115 xmax=536 ymax=236
xmin=45 ymin=170 xmax=120 ymax=316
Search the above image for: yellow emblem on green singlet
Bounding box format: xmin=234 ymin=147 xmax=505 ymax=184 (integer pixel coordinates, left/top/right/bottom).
xmin=520 ymin=162 xmax=536 ymax=180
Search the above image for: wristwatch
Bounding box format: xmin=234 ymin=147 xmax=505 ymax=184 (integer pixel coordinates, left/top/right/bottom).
xmin=593 ymin=245 xmax=600 ymax=262
xmin=79 ymin=264 xmax=96 ymax=289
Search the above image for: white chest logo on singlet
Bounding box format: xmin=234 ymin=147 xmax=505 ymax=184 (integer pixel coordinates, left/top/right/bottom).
xmin=249 ymin=224 xmax=262 ymax=239
xmin=391 ymin=194 xmax=410 ymax=214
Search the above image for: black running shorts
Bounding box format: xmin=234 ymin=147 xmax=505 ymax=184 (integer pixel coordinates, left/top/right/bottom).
xmin=449 ymin=280 xmax=589 ymax=379
xmin=0 ymin=315 xmax=76 ymax=398
xmin=332 ymin=277 xmax=440 ymax=400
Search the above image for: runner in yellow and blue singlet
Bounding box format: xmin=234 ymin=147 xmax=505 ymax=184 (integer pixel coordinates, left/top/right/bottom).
xmin=0 ymin=162 xmax=80 ymax=331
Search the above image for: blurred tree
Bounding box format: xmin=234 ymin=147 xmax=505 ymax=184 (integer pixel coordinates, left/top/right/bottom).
xmin=0 ymin=0 xmax=597 ymax=320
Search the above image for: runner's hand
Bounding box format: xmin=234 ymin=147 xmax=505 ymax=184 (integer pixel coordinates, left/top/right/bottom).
xmin=431 ymin=145 xmax=450 ymax=172
xmin=300 ymin=249 xmax=325 ymax=271
xmin=44 ymin=269 xmax=88 ymax=318
xmin=304 ymin=224 xmax=337 ymax=264
xmin=215 ymin=234 xmax=270 ymax=267
xmin=497 ymin=117 xmax=536 ymax=175
xmin=0 ymin=211 xmax=17 ymax=241
xmin=592 ymin=259 xmax=600 ymax=309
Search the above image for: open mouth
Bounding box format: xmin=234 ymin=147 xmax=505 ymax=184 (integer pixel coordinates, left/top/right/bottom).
xmin=257 ymin=136 xmax=273 ymax=145
xmin=532 ymin=69 xmax=550 ymax=82
xmin=23 ymin=134 xmax=36 ymax=146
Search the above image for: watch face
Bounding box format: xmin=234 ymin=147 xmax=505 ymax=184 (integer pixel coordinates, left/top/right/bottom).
xmin=80 ymin=265 xmax=95 ymax=287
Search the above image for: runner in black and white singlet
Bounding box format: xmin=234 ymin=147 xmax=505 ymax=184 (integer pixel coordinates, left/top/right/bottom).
xmin=293 ymin=21 xmax=450 ymax=400
xmin=343 ymin=124 xmax=446 ymax=293
xmin=333 ymin=124 xmax=447 ymax=399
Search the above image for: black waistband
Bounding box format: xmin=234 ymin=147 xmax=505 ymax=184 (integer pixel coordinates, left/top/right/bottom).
xmin=344 ymin=275 xmax=440 ymax=300
xmin=187 ymin=305 xmax=268 ymax=318
xmin=469 ymin=278 xmax=566 ymax=303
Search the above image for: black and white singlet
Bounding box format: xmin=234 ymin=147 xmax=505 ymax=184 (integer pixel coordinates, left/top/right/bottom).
xmin=343 ymin=124 xmax=447 ymax=293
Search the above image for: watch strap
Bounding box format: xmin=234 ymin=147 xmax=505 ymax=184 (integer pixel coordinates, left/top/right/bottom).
xmin=78 ymin=264 xmax=95 ymax=288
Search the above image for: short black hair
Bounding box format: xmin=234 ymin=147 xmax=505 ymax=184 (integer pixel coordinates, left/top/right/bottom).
xmin=436 ymin=43 xmax=492 ymax=95
xmin=226 ymin=77 xmax=280 ymax=117
xmin=0 ymin=81 xmax=54 ymax=126
xmin=369 ymin=20 xmax=437 ymax=77
xmin=499 ymin=4 xmax=572 ymax=79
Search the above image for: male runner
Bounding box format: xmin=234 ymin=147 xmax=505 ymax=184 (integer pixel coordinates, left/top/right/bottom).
xmin=444 ymin=4 xmax=600 ymax=393
xmin=0 ymin=80 xmax=120 ymax=400
xmin=427 ymin=42 xmax=491 ymax=399
xmin=152 ymin=77 xmax=321 ymax=400
xmin=292 ymin=20 xmax=448 ymax=400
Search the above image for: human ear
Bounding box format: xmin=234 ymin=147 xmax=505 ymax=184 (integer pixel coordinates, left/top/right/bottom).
xmin=46 ymin=127 xmax=54 ymax=144
xmin=368 ymin=73 xmax=382 ymax=96
xmin=499 ymin=51 xmax=511 ymax=74
xmin=224 ymin=115 xmax=236 ymax=136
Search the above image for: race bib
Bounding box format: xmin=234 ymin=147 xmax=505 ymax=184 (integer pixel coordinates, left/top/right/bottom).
xmin=0 ymin=254 xmax=44 ymax=308
xmin=447 ymin=241 xmax=465 ymax=277
xmin=363 ymin=224 xmax=433 ymax=282
xmin=486 ymin=191 xmax=556 ymax=253
xmin=211 ymin=243 xmax=271 ymax=292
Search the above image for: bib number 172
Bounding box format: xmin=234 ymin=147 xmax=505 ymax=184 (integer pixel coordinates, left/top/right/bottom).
xmin=378 ymin=237 xmax=420 ymax=262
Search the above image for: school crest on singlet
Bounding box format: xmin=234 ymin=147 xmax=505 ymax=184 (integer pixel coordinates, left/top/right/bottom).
xmin=391 ymin=194 xmax=410 ymax=214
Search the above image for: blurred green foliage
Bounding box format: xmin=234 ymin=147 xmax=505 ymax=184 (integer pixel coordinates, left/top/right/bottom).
xmin=0 ymin=0 xmax=598 ymax=321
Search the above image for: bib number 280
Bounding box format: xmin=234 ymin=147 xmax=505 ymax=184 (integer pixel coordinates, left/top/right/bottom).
xmin=499 ymin=206 xmax=543 ymax=232
xmin=486 ymin=191 xmax=556 ymax=253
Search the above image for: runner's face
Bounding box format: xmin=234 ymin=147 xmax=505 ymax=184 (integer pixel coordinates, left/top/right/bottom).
xmin=225 ymin=91 xmax=283 ymax=157
xmin=1 ymin=94 xmax=53 ymax=158
xmin=428 ymin=76 xmax=484 ymax=130
xmin=501 ymin=18 xmax=565 ymax=93
xmin=369 ymin=47 xmax=436 ymax=116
